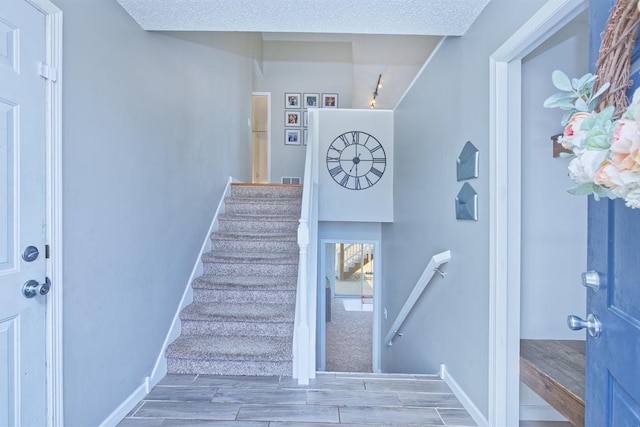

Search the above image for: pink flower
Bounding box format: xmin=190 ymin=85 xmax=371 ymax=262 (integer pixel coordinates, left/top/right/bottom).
xmin=609 ymin=119 xmax=640 ymax=173
xmin=561 ymin=112 xmax=590 ymax=149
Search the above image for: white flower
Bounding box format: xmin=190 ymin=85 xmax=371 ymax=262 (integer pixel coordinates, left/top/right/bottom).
xmin=568 ymin=150 xmax=609 ymax=184
xmin=612 ymin=183 xmax=640 ymax=208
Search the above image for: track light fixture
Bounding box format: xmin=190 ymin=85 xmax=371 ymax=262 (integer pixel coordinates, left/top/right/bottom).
xmin=370 ymin=74 xmax=382 ymax=108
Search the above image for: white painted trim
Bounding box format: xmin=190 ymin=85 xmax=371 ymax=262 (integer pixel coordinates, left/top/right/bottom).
xmin=394 ymin=37 xmax=447 ymax=110
xmin=98 ymin=380 xmax=148 ymax=427
xmin=488 ymin=1 xmax=587 ymax=426
xmin=148 ymin=176 xmax=236 ymax=387
xmin=441 ymin=364 xmax=488 ymax=427
xmin=252 ymin=92 xmax=271 ymax=183
xmin=23 ymin=0 xmax=63 ymax=425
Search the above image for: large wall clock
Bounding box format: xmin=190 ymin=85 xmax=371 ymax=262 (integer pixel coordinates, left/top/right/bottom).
xmin=326 ymin=130 xmax=387 ymax=190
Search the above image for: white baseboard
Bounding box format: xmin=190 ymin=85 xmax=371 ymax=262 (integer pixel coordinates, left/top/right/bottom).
xmin=519 ymin=404 xmax=566 ymax=422
xmin=148 ymin=176 xmax=236 ymax=387
xmin=98 ymin=378 xmax=149 ymax=427
xmin=440 ymin=364 xmax=488 ymax=427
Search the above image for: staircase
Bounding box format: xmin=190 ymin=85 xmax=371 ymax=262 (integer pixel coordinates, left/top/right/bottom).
xmin=166 ymin=183 xmax=302 ymax=376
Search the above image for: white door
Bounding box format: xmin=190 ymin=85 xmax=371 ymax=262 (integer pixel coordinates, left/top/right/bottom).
xmin=252 ymin=93 xmax=270 ymax=183
xmin=0 ymin=1 xmax=47 ymax=426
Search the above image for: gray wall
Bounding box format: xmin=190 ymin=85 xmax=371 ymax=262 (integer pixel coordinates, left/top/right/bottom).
xmin=54 ymin=1 xmax=259 ymax=425
xmin=382 ymin=0 xmax=545 ymax=418
xmin=253 ymin=41 xmax=353 ymax=182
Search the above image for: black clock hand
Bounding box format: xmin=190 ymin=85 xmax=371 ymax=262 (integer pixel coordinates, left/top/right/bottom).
xmin=349 ymin=153 xmax=361 ymax=174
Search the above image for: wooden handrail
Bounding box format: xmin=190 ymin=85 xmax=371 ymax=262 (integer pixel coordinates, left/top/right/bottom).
xmin=384 ymin=250 xmax=451 ymax=347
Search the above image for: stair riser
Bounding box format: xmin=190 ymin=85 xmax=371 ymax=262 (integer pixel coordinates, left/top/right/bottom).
xmin=230 ymin=185 xmax=302 ymax=199
xmin=180 ymin=320 xmax=294 ymax=337
xmin=218 ymin=219 xmax=298 ymax=233
xmin=204 ymin=262 xmax=298 ymax=277
xmin=225 ymin=201 xmax=301 ymax=216
xmin=167 ymin=358 xmax=292 ymax=376
xmin=211 ymin=239 xmax=299 ymax=253
xmin=193 ymin=288 xmax=296 ymax=304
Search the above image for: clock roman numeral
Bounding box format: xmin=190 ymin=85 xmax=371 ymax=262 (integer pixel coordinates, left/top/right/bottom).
xmin=350 ymin=131 xmax=359 ymax=144
xmin=338 ymin=134 xmax=351 ymax=148
xmin=354 ymin=177 xmax=362 ymax=190
xmin=370 ymin=167 xmax=383 ymax=178
xmin=365 ymin=176 xmax=374 ymax=187
xmin=373 ymin=158 xmax=386 ymax=164
xmin=370 ymin=144 xmax=382 ymax=153
xmin=340 ymin=174 xmax=350 ymax=187
xmin=326 ymin=156 xmax=340 ymax=162
xmin=329 ymin=165 xmax=343 ymax=177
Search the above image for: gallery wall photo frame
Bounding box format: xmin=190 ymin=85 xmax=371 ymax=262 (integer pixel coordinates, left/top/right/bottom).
xmin=285 ymin=93 xmax=301 ymax=109
xmin=304 ymin=93 xmax=319 ymax=108
xmin=322 ymin=93 xmax=338 ymax=108
xmin=303 ymin=129 xmax=308 ymax=146
xmin=285 ymin=129 xmax=301 ymax=146
xmin=285 ymin=110 xmax=301 ymax=127
xmin=303 ymin=110 xmax=309 ymax=128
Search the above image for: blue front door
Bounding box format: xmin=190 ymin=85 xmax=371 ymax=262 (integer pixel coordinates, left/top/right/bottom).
xmin=587 ymin=1 xmax=640 ymax=424
xmin=586 ymin=199 xmax=640 ymax=424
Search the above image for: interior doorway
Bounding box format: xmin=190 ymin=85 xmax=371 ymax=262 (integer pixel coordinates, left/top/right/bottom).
xmin=251 ymin=92 xmax=270 ymax=183
xmin=318 ymin=241 xmax=380 ymax=373
xmin=517 ymin=11 xmax=588 ymax=426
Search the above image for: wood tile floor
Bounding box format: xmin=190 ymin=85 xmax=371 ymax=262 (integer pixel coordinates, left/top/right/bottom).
xmin=117 ymin=372 xmax=477 ymax=426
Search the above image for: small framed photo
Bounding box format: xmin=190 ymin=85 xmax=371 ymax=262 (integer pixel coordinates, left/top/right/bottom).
xmin=322 ymin=93 xmax=338 ymax=108
xmin=303 ymin=129 xmax=309 ymax=146
xmin=285 ymin=110 xmax=301 ymax=127
xmin=303 ymin=110 xmax=309 ymax=128
xmin=303 ymin=93 xmax=319 ymax=108
xmin=285 ymin=93 xmax=301 ymax=108
xmin=285 ymin=129 xmax=301 ymax=146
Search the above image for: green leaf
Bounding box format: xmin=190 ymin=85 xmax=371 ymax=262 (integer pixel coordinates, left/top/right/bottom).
xmin=592 ymin=81 xmax=610 ymax=100
xmin=552 ymin=70 xmax=573 ymax=91
xmin=568 ymin=183 xmax=597 ymax=195
xmin=576 ymin=73 xmax=597 ymax=91
xmin=574 ymin=98 xmax=589 ymax=112
xmin=560 ymin=111 xmax=574 ymax=126
xmin=592 ymin=185 xmax=611 ymax=199
xmin=543 ymin=93 xmax=577 ymax=108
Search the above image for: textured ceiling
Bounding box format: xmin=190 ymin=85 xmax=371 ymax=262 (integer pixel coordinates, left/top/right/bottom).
xmin=116 ymin=0 xmax=491 ymax=36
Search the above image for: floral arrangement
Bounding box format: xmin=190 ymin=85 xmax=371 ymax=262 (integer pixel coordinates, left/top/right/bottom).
xmin=544 ymin=70 xmax=640 ymax=208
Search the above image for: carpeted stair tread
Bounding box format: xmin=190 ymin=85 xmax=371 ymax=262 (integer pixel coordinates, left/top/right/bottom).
xmin=225 ymin=197 xmax=302 ymax=204
xmin=211 ymin=231 xmax=297 ymax=242
xmin=167 ymin=335 xmax=292 ymax=361
xmin=203 ymin=251 xmax=299 ymax=264
xmin=218 ymin=213 xmax=299 ymax=221
xmin=181 ymin=302 xmax=295 ymax=322
xmin=192 ymin=275 xmax=297 ymax=290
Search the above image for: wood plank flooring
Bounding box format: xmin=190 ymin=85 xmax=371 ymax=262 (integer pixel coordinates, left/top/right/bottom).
xmin=117 ymin=373 xmax=476 ymax=426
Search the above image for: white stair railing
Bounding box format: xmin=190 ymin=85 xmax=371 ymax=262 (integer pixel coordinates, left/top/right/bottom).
xmin=293 ymin=111 xmax=319 ymax=385
xmin=384 ymin=250 xmax=451 ymax=347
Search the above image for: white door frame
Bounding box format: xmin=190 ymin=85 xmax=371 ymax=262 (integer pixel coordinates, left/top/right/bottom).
xmin=487 ymin=1 xmax=587 ymax=426
xmin=318 ymin=238 xmax=381 ymax=373
xmin=24 ymin=1 xmax=63 ymax=425
xmin=251 ymin=92 xmax=271 ymax=183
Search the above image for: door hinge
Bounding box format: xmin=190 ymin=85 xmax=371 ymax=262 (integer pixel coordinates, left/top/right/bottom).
xmin=45 ymin=244 xmax=50 ymax=259
xmin=38 ymin=62 xmax=58 ymax=82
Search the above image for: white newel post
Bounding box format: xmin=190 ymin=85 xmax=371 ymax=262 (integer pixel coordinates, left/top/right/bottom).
xmin=296 ymin=219 xmax=310 ymax=385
